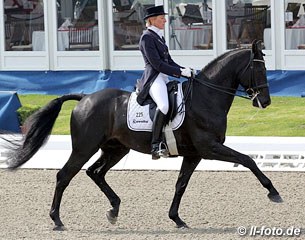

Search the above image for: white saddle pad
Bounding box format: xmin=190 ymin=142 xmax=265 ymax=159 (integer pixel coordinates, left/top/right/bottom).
xmin=127 ymin=83 xmax=185 ymax=132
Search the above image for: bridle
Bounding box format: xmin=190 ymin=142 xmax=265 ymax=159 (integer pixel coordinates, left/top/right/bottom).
xmin=189 ymin=50 xmax=268 ymax=103
xmin=178 ymin=50 xmax=269 ymax=113
xmin=239 ymin=51 xmax=268 ymax=100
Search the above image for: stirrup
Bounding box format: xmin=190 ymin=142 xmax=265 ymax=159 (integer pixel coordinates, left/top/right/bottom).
xmin=151 ymin=142 xmax=169 ymax=160
xmin=157 ymin=142 xmax=169 ymax=158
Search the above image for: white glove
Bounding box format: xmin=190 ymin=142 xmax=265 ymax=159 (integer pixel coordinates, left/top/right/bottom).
xmin=180 ymin=67 xmax=192 ymax=78
xmin=191 ymin=68 xmax=197 ymax=75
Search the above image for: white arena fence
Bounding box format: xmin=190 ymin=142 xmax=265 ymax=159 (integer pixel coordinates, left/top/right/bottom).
xmin=0 ymin=135 xmax=305 ymax=172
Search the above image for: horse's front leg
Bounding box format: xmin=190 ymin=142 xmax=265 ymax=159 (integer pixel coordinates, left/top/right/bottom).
xmin=169 ymin=156 xmax=201 ymax=228
xmin=201 ymin=142 xmax=283 ymax=203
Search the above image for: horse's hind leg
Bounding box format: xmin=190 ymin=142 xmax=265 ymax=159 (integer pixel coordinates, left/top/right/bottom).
xmin=49 ymin=149 xmax=97 ymax=230
xmin=86 ymin=143 xmax=130 ymax=225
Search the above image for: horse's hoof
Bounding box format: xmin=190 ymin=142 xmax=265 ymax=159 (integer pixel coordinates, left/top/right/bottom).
xmin=268 ymin=193 xmax=283 ymax=203
xmin=176 ymin=223 xmax=189 ymax=229
xmin=53 ymin=225 xmax=66 ymax=231
xmin=106 ymin=210 xmax=118 ymax=224
xmin=178 ymin=225 xmax=189 ymax=230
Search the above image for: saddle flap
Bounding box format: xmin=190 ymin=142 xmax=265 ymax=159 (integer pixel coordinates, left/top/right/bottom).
xmin=127 ymin=83 xmax=185 ymax=132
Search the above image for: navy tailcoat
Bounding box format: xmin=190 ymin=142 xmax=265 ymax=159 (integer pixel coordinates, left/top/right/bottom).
xmin=136 ymin=29 xmax=183 ymax=106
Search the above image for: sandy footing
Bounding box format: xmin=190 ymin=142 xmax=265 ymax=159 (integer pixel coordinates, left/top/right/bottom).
xmin=0 ymin=169 xmax=304 ymax=240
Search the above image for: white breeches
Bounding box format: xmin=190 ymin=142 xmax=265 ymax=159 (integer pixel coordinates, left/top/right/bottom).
xmin=149 ymin=73 xmax=169 ymax=115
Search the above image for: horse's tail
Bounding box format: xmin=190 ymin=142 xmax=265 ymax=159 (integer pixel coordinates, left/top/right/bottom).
xmin=4 ymin=93 xmax=85 ymax=170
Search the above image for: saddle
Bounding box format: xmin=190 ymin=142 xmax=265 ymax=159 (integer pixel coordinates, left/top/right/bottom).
xmin=127 ymin=81 xmax=185 ymax=156
xmin=149 ymin=81 xmax=179 ymax=122
xmin=127 ymin=82 xmax=185 ymax=132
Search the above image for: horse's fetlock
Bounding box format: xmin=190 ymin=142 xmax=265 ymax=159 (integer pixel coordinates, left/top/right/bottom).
xmin=111 ymin=197 xmax=121 ymax=208
xmin=49 ymin=209 xmax=57 ymax=221
xmin=169 ymin=211 xmax=178 ymax=220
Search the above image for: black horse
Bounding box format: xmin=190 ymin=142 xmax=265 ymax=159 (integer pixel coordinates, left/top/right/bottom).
xmin=4 ymin=40 xmax=282 ymax=230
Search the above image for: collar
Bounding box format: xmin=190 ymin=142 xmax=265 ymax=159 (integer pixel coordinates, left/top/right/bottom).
xmin=148 ymin=26 xmax=164 ymax=39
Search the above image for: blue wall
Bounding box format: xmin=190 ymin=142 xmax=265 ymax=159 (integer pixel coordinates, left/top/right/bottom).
xmin=0 ymin=91 xmax=22 ymax=132
xmin=0 ymin=70 xmax=304 ymax=96
xmin=0 ymin=70 xmax=304 ymax=132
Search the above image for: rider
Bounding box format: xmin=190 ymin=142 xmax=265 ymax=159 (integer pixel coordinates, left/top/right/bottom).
xmin=136 ymin=5 xmax=195 ymax=160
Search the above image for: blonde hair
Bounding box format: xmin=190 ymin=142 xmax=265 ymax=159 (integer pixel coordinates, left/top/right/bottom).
xmin=145 ymin=16 xmax=157 ymax=28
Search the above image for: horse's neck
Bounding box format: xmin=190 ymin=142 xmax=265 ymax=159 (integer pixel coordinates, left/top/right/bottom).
xmin=195 ymin=50 xmax=249 ymax=113
xmin=195 ymin=71 xmax=237 ymax=113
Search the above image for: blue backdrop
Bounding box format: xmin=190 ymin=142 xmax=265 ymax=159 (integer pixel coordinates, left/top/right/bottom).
xmin=0 ymin=70 xmax=304 ymax=132
xmin=0 ymin=91 xmax=22 ymax=132
xmin=0 ymin=70 xmax=140 ymax=95
xmin=0 ymin=70 xmax=304 ymax=96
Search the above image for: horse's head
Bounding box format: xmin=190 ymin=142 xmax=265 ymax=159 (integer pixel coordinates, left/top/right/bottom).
xmin=238 ymin=40 xmax=271 ymax=109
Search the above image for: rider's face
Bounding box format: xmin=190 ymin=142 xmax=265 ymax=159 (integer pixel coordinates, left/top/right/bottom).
xmin=151 ymin=15 xmax=166 ymax=29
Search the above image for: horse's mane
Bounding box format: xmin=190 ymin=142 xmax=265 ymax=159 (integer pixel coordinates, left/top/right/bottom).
xmin=201 ymin=48 xmax=250 ymax=73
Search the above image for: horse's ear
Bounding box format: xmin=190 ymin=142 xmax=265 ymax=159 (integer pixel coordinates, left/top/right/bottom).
xmin=252 ymin=39 xmax=262 ymax=53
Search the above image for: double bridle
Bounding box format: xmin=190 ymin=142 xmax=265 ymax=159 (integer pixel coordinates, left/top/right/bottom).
xmin=239 ymin=51 xmax=268 ymax=102
xmin=178 ymin=50 xmax=269 ymax=113
xmin=190 ymin=51 xmax=268 ymax=103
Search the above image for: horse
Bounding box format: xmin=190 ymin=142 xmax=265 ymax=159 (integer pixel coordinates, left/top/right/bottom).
xmin=3 ymin=40 xmax=283 ymax=230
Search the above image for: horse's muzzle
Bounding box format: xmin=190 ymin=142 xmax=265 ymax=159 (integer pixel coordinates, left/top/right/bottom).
xmin=252 ymin=95 xmax=271 ymax=108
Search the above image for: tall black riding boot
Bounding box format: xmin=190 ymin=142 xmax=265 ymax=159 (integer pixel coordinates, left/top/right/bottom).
xmin=151 ymin=109 xmax=168 ymax=160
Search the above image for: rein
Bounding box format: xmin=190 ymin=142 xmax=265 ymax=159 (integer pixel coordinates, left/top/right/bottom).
xmin=178 ymin=50 xmax=268 ymax=112
xmin=191 ymin=75 xmax=251 ymax=100
xmin=191 ymin=54 xmax=268 ymax=101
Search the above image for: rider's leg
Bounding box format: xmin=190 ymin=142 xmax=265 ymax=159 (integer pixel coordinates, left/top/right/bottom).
xmin=149 ymin=77 xmax=169 ymax=159
xmin=151 ymin=109 xmax=167 ymax=159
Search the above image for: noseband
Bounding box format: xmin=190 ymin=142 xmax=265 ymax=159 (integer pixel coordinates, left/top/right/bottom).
xmin=240 ymin=52 xmax=268 ymax=103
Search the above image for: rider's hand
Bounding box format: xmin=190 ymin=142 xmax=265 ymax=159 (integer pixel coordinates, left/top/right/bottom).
xmin=180 ymin=67 xmax=192 ymax=78
xmin=191 ymin=68 xmax=196 ymax=76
